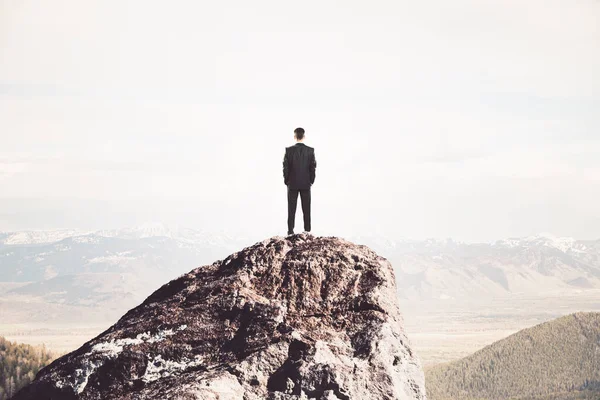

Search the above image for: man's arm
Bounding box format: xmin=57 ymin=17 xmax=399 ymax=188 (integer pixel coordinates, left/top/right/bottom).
xmin=283 ymin=148 xmax=290 ymax=185
xmin=310 ymin=149 xmax=316 ymax=185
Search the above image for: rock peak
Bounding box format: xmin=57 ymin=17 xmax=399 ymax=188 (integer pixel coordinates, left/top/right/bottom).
xmin=14 ymin=234 xmax=426 ymax=400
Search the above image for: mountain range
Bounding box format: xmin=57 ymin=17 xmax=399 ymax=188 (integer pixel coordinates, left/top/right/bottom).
xmin=1 ymin=225 xmax=599 ymax=319
xmin=352 ymin=233 xmax=600 ymax=301
xmin=0 ymin=223 xmax=252 ymax=323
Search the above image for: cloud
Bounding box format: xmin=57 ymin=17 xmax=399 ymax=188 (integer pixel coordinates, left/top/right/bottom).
xmin=0 ymin=83 xmax=80 ymax=97
xmin=0 ymin=163 xmax=26 ymax=179
xmin=1 ymin=0 xmax=599 ymax=239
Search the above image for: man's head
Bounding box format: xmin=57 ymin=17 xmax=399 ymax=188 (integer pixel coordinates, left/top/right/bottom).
xmin=294 ymin=127 xmax=305 ymax=142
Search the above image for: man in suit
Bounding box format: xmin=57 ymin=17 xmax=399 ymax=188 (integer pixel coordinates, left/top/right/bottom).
xmin=283 ymin=127 xmax=317 ymax=235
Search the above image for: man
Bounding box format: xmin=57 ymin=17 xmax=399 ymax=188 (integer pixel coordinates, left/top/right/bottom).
xmin=283 ymin=127 xmax=317 ymax=235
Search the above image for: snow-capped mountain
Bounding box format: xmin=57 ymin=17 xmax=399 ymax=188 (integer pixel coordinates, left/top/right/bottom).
xmin=97 ymin=223 xmax=247 ymax=248
xmin=353 ymin=234 xmax=600 ymax=301
xmin=0 ymin=222 xmax=247 ymax=247
xmin=493 ymin=233 xmax=599 ymax=255
xmin=0 ymin=224 xmax=254 ymax=324
xmin=1 ymin=227 xmax=598 ymax=325
xmin=0 ymin=229 xmax=91 ymax=245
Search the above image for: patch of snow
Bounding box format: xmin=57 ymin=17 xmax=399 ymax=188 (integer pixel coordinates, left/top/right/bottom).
xmin=142 ymin=354 xmax=204 ymax=383
xmin=176 ymin=241 xmax=195 ymax=249
xmin=44 ymin=265 xmax=58 ymax=280
xmin=90 ymin=337 xmax=144 ymax=356
xmin=529 ymin=233 xmax=577 ymax=252
xmin=72 ymin=235 xmax=102 ymax=244
xmin=146 ymin=329 xmax=175 ymax=343
xmin=85 ymin=255 xmax=137 ymax=265
xmin=57 ymin=325 xmax=189 ymax=393
xmin=146 ymin=324 xmax=187 ymax=343
xmin=87 ymin=326 xmax=189 ymax=354
xmin=96 ymin=222 xmax=245 ymax=247
xmin=72 ymin=359 xmax=105 ymax=394
xmin=2 ymin=229 xmax=86 ymax=245
xmin=496 ymin=238 xmax=523 ymax=248
xmin=54 ymin=243 xmax=71 ymax=252
xmin=494 ymin=234 xmax=581 ymax=253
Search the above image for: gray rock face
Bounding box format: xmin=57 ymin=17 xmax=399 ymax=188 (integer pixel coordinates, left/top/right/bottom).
xmin=13 ymin=233 xmax=426 ymax=400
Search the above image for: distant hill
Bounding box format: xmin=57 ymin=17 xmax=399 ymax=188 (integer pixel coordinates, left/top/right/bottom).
xmin=0 ymin=336 xmax=56 ymax=400
xmin=425 ymin=312 xmax=600 ymax=400
xmin=351 ymin=233 xmax=600 ymax=301
xmin=0 ymin=225 xmax=253 ymax=324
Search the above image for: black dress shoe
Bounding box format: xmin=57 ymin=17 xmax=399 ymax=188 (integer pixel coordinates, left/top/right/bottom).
xmin=287 ymin=231 xmax=294 ymax=235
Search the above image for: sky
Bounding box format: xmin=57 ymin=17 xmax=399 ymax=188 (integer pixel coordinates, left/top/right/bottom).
xmin=0 ymin=0 xmax=599 ymax=242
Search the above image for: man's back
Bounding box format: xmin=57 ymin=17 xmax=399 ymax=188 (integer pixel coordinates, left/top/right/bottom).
xmin=283 ymin=143 xmax=317 ymax=190
xmin=283 ymin=127 xmax=316 ymax=235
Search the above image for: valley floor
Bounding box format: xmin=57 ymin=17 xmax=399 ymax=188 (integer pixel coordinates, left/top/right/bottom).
xmin=1 ymin=290 xmax=599 ymax=366
xmin=0 ymin=323 xmax=107 ymax=354
xmin=401 ymin=289 xmax=600 ymax=366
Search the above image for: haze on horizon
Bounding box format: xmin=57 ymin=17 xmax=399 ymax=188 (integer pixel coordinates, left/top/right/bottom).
xmin=1 ymin=0 xmax=599 ymax=242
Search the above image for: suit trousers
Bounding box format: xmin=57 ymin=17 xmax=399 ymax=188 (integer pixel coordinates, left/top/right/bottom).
xmin=287 ymin=186 xmax=311 ymax=233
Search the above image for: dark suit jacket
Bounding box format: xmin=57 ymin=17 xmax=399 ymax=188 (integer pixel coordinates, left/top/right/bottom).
xmin=283 ymin=143 xmax=316 ymax=189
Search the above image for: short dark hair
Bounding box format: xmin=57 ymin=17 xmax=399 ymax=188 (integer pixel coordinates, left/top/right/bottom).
xmin=294 ymin=127 xmax=305 ymax=140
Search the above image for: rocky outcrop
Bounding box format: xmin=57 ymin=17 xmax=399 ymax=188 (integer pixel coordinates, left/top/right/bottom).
xmin=12 ymin=233 xmax=426 ymax=399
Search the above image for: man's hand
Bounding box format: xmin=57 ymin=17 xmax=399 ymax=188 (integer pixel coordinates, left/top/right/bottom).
xmin=283 ymin=149 xmax=290 ymax=185
xmin=309 ymin=150 xmax=316 ymax=185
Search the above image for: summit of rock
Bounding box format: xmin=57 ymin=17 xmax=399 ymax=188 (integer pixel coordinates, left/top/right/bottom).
xmin=13 ymin=233 xmax=426 ymax=400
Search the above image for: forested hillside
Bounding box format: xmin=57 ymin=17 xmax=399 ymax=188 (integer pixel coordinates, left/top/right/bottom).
xmin=0 ymin=337 xmax=56 ymax=399
xmin=426 ymin=312 xmax=600 ymax=400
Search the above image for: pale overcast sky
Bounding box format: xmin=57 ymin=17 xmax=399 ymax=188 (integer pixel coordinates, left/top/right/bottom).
xmin=1 ymin=0 xmax=599 ymax=241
